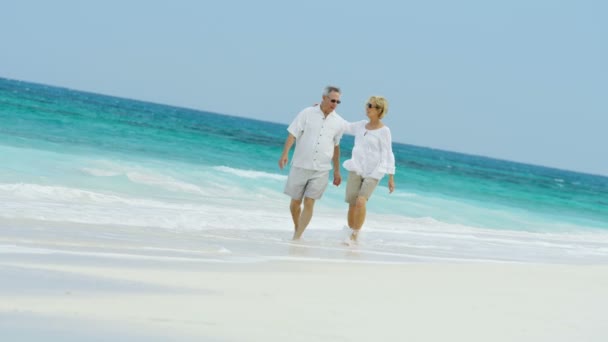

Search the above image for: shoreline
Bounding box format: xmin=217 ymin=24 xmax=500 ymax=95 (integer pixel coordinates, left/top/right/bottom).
xmin=2 ymin=221 xmax=608 ymax=341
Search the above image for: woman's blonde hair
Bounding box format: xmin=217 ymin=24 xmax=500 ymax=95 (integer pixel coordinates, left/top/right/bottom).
xmin=368 ymin=96 xmax=388 ymax=119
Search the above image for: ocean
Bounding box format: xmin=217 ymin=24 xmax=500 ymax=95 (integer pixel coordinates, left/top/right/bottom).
xmin=1 ymin=77 xmax=608 ymax=264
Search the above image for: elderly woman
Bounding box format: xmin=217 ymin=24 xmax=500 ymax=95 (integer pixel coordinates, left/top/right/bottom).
xmin=343 ymin=96 xmax=396 ymax=243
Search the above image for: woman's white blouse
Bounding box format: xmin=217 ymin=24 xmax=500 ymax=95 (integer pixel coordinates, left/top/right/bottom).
xmin=343 ymin=120 xmax=396 ymax=180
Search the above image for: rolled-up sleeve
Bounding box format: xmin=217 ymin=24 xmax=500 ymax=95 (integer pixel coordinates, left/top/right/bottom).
xmin=287 ymin=111 xmax=306 ymax=139
xmin=333 ymin=118 xmax=348 ymax=146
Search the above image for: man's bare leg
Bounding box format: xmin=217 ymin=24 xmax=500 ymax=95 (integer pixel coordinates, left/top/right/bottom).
xmin=289 ymin=199 xmax=302 ymax=232
xmin=293 ymin=197 xmax=315 ymax=240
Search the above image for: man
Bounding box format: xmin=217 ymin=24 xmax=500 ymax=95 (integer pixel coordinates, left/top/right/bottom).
xmin=278 ymin=86 xmax=346 ymax=240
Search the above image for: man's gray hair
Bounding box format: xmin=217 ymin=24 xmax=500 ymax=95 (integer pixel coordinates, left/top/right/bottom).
xmin=323 ymin=86 xmax=341 ymax=96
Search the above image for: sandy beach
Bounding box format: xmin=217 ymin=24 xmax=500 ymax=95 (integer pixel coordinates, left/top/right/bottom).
xmin=2 ymin=222 xmax=608 ymax=342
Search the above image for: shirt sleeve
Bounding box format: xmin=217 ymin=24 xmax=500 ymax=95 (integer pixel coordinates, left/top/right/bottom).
xmin=287 ymin=110 xmax=307 ymax=139
xmin=344 ymin=120 xmax=366 ymax=135
xmin=379 ymin=127 xmax=396 ymax=175
xmin=343 ymin=120 xmax=354 ymax=135
xmin=332 ymin=116 xmax=348 ymax=146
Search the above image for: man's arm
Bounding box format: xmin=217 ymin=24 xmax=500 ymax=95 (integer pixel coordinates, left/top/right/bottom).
xmin=278 ymin=134 xmax=296 ymax=169
xmin=332 ymin=144 xmax=342 ymax=186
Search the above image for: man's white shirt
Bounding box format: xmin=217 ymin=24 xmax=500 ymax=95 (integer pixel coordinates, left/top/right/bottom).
xmin=287 ymin=105 xmax=346 ymax=171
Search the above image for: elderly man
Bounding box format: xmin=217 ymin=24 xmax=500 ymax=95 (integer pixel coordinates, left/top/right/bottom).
xmin=278 ymin=86 xmax=347 ymax=240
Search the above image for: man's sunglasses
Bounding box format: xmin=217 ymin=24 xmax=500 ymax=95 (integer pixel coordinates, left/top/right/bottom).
xmin=329 ymin=99 xmax=341 ymax=104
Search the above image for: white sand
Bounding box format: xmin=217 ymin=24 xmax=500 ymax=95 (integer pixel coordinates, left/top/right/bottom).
xmin=2 ymin=223 xmax=608 ymax=341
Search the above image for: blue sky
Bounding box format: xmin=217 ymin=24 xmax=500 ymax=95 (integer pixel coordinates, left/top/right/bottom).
xmin=2 ymin=0 xmax=606 ymax=175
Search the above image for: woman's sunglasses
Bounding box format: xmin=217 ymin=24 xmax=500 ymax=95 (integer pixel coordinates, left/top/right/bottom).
xmin=367 ymin=103 xmax=380 ymax=109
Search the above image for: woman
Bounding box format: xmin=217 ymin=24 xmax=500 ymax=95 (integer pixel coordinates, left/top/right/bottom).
xmin=343 ymin=96 xmax=396 ymax=243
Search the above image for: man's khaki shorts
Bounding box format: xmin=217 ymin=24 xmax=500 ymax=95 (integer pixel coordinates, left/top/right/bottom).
xmin=284 ymin=166 xmax=330 ymax=200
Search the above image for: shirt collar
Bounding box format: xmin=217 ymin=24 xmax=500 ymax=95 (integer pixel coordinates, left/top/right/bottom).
xmin=316 ymin=104 xmax=335 ymax=117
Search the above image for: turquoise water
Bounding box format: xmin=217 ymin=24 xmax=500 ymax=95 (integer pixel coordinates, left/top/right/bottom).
xmin=1 ymin=77 xmax=607 ymax=235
